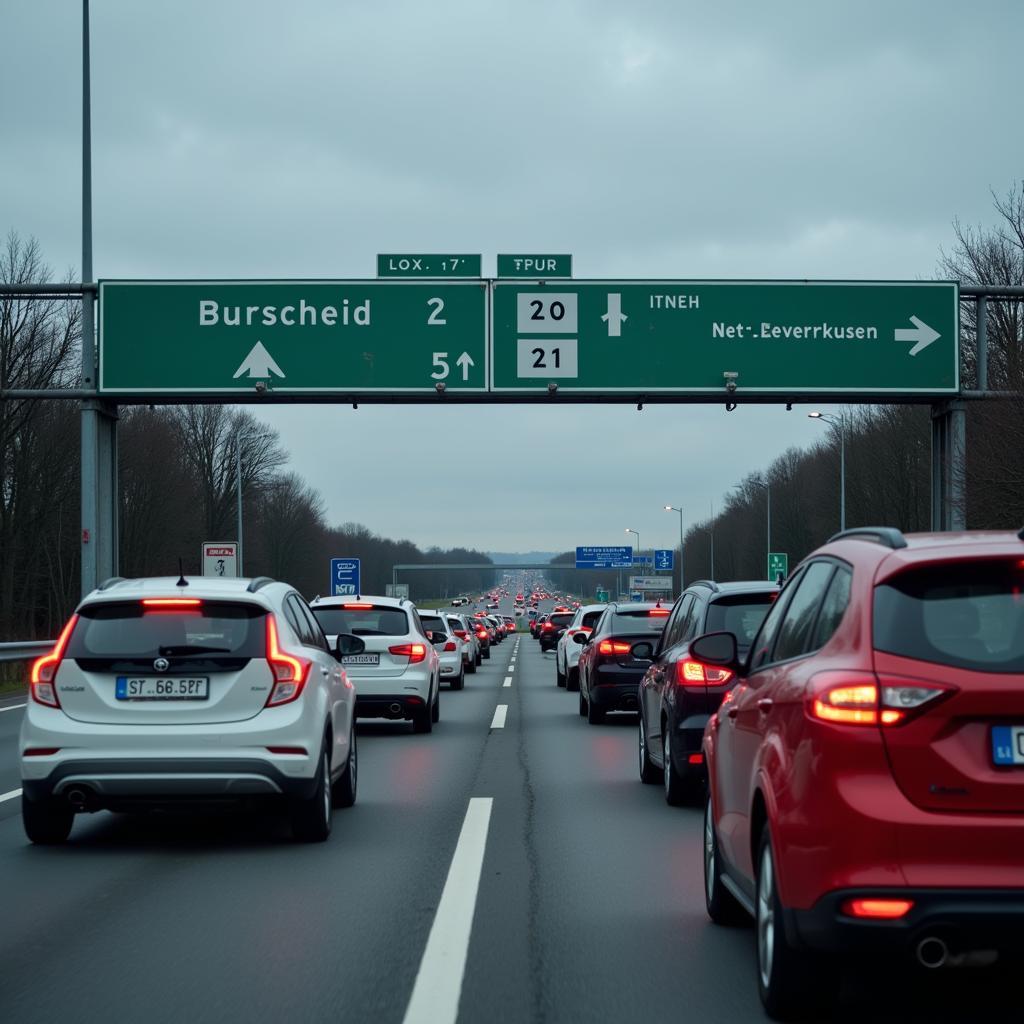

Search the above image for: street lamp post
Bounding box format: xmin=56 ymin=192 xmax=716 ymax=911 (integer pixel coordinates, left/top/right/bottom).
xmin=809 ymin=411 xmax=846 ymax=531
xmin=625 ymin=528 xmax=639 ymax=597
xmin=664 ymin=506 xmax=684 ymax=589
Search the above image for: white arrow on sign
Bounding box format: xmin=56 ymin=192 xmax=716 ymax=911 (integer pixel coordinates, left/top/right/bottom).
xmin=233 ymin=341 xmax=285 ymax=379
xmin=894 ymin=316 xmax=940 ymax=357
xmin=456 ymin=351 xmax=475 ymax=381
xmin=601 ymin=293 xmax=627 ymax=337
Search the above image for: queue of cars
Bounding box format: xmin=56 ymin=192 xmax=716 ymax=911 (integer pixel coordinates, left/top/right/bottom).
xmin=538 ymin=528 xmax=1024 ymax=1019
xmin=19 ymin=578 xmax=517 ymax=847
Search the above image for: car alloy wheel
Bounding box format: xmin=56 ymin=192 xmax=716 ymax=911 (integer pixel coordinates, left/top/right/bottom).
xmin=704 ymin=798 xmax=716 ymax=905
xmin=757 ymin=842 xmax=775 ymax=989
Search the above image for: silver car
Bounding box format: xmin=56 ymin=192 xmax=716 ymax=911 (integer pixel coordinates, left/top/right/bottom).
xmin=418 ymin=610 xmax=466 ymax=690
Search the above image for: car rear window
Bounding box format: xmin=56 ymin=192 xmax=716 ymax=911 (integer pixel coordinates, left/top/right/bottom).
xmin=582 ymin=610 xmax=603 ymax=629
xmin=548 ymin=613 xmax=574 ymax=628
xmin=609 ymin=610 xmax=668 ymax=634
xmin=706 ymin=595 xmax=776 ymax=647
xmin=312 ymin=605 xmax=409 ymax=637
xmin=420 ymin=615 xmax=449 ymax=635
xmin=874 ymin=561 xmax=1024 ymax=672
xmin=68 ymin=602 xmax=266 ymax=658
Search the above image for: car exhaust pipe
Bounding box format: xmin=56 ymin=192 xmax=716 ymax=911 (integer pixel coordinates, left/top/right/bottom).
xmin=66 ymin=787 xmax=92 ymax=811
xmin=916 ymin=936 xmax=949 ymax=969
xmin=389 ymin=702 xmax=403 ymax=716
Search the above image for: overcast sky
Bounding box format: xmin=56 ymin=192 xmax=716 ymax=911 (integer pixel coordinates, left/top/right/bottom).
xmin=3 ymin=1 xmax=1022 ymax=553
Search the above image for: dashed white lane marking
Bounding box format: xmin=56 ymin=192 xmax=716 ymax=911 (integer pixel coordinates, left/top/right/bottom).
xmin=0 ymin=703 xmax=26 ymax=714
xmin=401 ymin=797 xmax=494 ymax=1024
xmin=0 ymin=789 xmax=22 ymax=803
xmin=490 ymin=704 xmax=508 ymax=729
xmin=503 ymin=676 xmax=513 ymax=688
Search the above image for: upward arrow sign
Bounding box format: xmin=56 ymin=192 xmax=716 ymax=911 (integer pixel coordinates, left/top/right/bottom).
xmin=601 ymin=293 xmax=627 ymax=337
xmin=233 ymin=341 xmax=285 ymax=379
xmin=456 ymin=351 xmax=474 ymax=381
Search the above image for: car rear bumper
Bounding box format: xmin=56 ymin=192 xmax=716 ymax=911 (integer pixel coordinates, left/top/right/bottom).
xmin=22 ymin=756 xmax=319 ymax=807
xmin=355 ymin=694 xmax=427 ymax=721
xmin=589 ymin=678 xmax=641 ymax=711
xmin=786 ymin=888 xmax=1024 ymax=955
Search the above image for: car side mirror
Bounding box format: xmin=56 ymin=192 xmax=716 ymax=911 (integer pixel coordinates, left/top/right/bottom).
xmin=631 ymin=640 xmax=655 ymax=661
xmin=573 ymin=631 xmax=589 ymax=645
xmin=336 ymin=633 xmax=366 ymax=658
xmin=690 ymin=631 xmax=738 ymax=668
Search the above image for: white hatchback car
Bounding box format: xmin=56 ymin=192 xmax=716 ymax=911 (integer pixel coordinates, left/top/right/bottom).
xmin=445 ymin=612 xmax=480 ymax=673
xmin=310 ymin=595 xmax=440 ymax=733
xmin=20 ymin=575 xmax=361 ymax=845
xmin=418 ymin=610 xmax=466 ymax=690
xmin=555 ymin=603 xmax=606 ymax=691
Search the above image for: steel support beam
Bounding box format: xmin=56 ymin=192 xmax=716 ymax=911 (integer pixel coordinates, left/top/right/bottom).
xmin=931 ymin=399 xmax=967 ymax=531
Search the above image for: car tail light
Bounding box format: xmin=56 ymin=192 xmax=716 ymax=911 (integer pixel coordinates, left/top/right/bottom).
xmin=676 ymin=659 xmax=733 ymax=687
xmin=389 ymin=643 xmax=427 ymax=663
xmin=598 ymin=639 xmax=632 ymax=656
xmin=141 ymin=598 xmax=202 ymax=609
xmin=443 ymin=641 xmax=457 ymax=652
xmin=649 ymin=608 xmax=670 ymax=617
xmin=266 ymin=746 xmax=308 ymax=756
xmin=23 ymin=747 xmax=61 ymax=756
xmin=688 ymin=753 xmax=704 ymax=765
xmin=453 ymin=629 xmax=468 ymax=639
xmin=343 ymin=603 xmax=373 ymax=609
xmin=476 ymin=629 xmax=488 ymax=639
xmin=265 ymin=615 xmax=312 ymax=707
xmin=809 ymin=672 xmax=951 ymax=727
xmin=30 ymin=614 xmax=78 ymax=708
xmin=841 ymin=898 xmax=914 ymax=920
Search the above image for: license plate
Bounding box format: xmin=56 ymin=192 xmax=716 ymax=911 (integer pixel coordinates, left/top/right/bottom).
xmin=342 ymin=653 xmax=380 ymax=666
xmin=992 ymin=725 xmax=1024 ymax=765
xmin=116 ymin=677 xmax=209 ymax=700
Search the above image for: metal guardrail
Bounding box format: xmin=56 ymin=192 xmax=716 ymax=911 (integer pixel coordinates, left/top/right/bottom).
xmin=0 ymin=641 xmax=53 ymax=663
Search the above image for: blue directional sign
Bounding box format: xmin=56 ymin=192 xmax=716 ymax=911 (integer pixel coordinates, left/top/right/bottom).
xmin=330 ymin=558 xmax=361 ymax=596
xmin=576 ymin=545 xmax=633 ymax=569
xmin=632 ymin=555 xmax=653 ymax=566
xmin=654 ymin=549 xmax=674 ymax=571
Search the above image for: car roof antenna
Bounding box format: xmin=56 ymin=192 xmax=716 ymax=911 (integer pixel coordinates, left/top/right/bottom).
xmin=176 ymin=558 xmax=189 ymax=588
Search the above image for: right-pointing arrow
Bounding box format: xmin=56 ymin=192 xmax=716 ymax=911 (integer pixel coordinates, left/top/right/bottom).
xmin=895 ymin=316 xmax=940 ymax=357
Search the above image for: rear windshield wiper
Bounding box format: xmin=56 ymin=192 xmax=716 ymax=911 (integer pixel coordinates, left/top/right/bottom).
xmin=158 ymin=645 xmax=234 ymax=655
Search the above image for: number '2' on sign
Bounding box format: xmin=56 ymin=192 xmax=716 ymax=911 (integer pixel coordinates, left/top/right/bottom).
xmin=515 ymin=293 xmax=579 ymax=379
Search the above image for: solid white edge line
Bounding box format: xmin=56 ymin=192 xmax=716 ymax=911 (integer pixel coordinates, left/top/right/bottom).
xmin=0 ymin=789 xmax=22 ymax=803
xmin=490 ymin=704 xmax=508 ymax=729
xmin=503 ymin=676 xmax=512 ymax=688
xmin=0 ymin=703 xmax=26 ymax=714
xmin=401 ymin=797 xmax=494 ymax=1024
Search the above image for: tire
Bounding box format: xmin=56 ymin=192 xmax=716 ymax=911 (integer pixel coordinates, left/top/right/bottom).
xmin=291 ymin=746 xmax=332 ymax=843
xmin=566 ymin=667 xmax=579 ymax=692
xmin=587 ymin=694 xmax=605 ymax=725
xmin=431 ymin=687 xmax=440 ymax=722
xmin=663 ymin=726 xmax=690 ymax=807
xmin=638 ymin=716 xmax=661 ymax=784
xmin=579 ymin=691 xmax=587 ymax=716
xmin=483 ymin=648 xmax=491 ymax=660
xmin=331 ymin=728 xmax=357 ymax=809
xmin=412 ymin=699 xmax=433 ymax=733
xmin=556 ymin=657 xmax=566 ymax=687
xmin=451 ymin=669 xmax=465 ymax=691
xmin=756 ymin=829 xmax=837 ymax=1020
xmin=475 ymin=653 xmax=482 ymax=667
xmin=467 ymin=656 xmax=477 ymax=675
xmin=22 ymin=795 xmax=74 ymax=845
xmin=703 ymin=793 xmax=744 ymax=923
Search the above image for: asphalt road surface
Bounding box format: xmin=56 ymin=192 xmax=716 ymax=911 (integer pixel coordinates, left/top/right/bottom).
xmin=0 ymin=593 xmax=1017 ymax=1023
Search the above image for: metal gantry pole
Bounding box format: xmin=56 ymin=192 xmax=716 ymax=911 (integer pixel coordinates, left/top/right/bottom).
xmin=236 ymin=435 xmax=244 ymax=576
xmin=766 ymin=484 xmax=771 ymax=577
xmin=839 ymin=415 xmax=846 ymax=532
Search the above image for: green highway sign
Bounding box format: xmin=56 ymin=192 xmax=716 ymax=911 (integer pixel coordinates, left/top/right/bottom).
xmin=768 ymin=552 xmax=789 ymax=581
xmin=98 ymin=280 xmax=488 ymax=395
xmin=497 ymin=254 xmax=572 ymax=278
xmin=491 ymin=280 xmax=958 ymax=394
xmin=377 ymin=254 xmax=481 ymax=277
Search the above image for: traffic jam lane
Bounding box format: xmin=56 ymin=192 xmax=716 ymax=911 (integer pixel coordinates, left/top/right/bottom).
xmin=0 ymin=695 xmax=26 ymax=819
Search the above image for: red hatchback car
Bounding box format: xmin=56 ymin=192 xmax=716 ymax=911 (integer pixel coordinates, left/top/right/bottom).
xmin=700 ymin=527 xmax=1024 ymax=1019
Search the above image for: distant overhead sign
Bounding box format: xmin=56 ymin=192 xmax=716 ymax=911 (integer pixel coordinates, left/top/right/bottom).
xmin=377 ymin=254 xmax=481 ymax=278
xmin=630 ymin=576 xmax=672 ymax=591
xmin=202 ymin=542 xmax=238 ymax=578
xmin=576 ymin=545 xmax=634 ymax=569
xmin=331 ymin=558 xmax=361 ymax=597
xmin=497 ymin=254 xmax=572 ymax=278
xmin=492 ymin=280 xmax=958 ymax=394
xmin=98 ymin=281 xmax=487 ymax=395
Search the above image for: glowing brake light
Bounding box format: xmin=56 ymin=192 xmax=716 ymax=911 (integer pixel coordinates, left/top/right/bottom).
xmin=343 ymin=603 xmax=373 ymax=609
xmin=30 ymin=614 xmax=79 ymax=708
xmin=648 ymin=608 xmax=670 ymax=617
xmin=389 ymin=643 xmax=427 ymax=664
xmin=809 ymin=675 xmax=949 ymax=726
xmin=265 ymin=615 xmax=312 ymax=707
xmin=443 ymin=641 xmax=457 ymax=652
xmin=598 ymin=639 xmax=632 ymax=656
xmin=453 ymin=629 xmax=468 ymax=639
xmin=677 ymin=659 xmax=733 ymax=687
xmin=141 ymin=598 xmax=202 ymax=608
xmin=841 ymin=898 xmax=914 ymax=919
